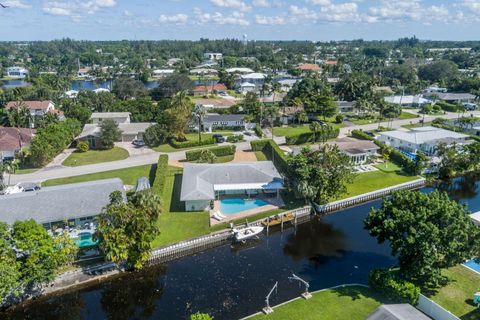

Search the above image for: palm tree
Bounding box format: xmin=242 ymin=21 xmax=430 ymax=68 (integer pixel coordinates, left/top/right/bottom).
xmin=192 ymin=104 xmax=207 ymax=142
xmin=309 ymin=121 xmax=322 ymax=143
xmin=264 ymin=104 xmax=279 ymax=140
xmin=296 ymin=110 xmax=308 ymax=125
xmin=170 ymin=91 xmax=194 ymax=141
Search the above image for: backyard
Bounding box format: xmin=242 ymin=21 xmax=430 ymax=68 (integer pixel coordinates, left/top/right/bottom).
xmin=62 ymin=147 xmax=129 ymax=166
xmin=153 ymin=132 xmax=232 ymax=153
xmin=249 ymin=285 xmax=389 ymax=320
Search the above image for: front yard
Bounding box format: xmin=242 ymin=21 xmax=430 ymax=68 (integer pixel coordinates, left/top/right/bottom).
xmin=153 ymin=133 xmax=232 ymax=153
xmin=250 ymin=285 xmax=389 ymax=320
xmin=62 ymin=147 xmax=129 ymax=166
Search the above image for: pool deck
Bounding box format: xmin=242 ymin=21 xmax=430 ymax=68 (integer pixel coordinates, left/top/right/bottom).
xmin=209 ymin=195 xmax=285 ymax=226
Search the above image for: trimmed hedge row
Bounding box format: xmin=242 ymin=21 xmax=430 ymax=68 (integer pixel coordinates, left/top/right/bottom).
xmin=185 ymin=145 xmax=236 ymax=162
xmin=285 ymin=126 xmax=340 ymax=145
xmin=152 ymin=154 xmax=169 ymax=195
xmin=351 ymin=130 xmax=416 ymax=174
xmin=436 ymin=101 xmax=459 ymax=112
xmin=169 ymin=138 xmax=215 ymax=149
xmin=250 ymin=139 xmax=288 ymax=174
xmin=369 ymin=269 xmax=420 ymax=305
xmin=254 ymin=124 xmax=264 ymax=138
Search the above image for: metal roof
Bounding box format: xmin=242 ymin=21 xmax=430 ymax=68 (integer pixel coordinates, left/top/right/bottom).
xmin=379 ymin=127 xmax=469 ymax=145
xmin=91 ymin=112 xmax=131 ymax=119
xmin=366 ymin=304 xmax=431 ymax=320
xmin=180 ymin=162 xmax=283 ymax=201
xmin=204 ymin=114 xmax=245 ymax=123
xmin=0 ymin=178 xmax=125 ymax=225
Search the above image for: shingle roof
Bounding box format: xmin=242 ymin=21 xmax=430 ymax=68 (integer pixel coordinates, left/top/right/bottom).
xmin=91 ymin=112 xmax=131 ymax=119
xmin=6 ymin=101 xmax=53 ymax=110
xmin=0 ymin=127 xmax=35 ymax=151
xmin=0 ymin=178 xmax=125 ymax=225
xmin=204 ymin=114 xmax=245 ymax=123
xmin=195 ymin=98 xmax=236 ymax=108
xmin=366 ymin=304 xmax=431 ymax=320
xmin=180 ymin=162 xmax=283 ymax=201
xmin=297 ymin=63 xmax=321 ymax=71
xmin=76 ymin=123 xmax=153 ymax=139
xmin=327 ymin=137 xmax=379 ymax=155
xmin=435 ymin=92 xmax=476 ymax=101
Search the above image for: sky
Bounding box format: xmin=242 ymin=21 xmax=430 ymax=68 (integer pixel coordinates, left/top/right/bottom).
xmin=1 ymin=0 xmax=480 ymax=41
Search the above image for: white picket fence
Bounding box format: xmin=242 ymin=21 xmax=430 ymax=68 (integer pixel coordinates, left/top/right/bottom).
xmin=314 ymin=178 xmax=426 ymax=214
xmin=417 ymin=294 xmax=461 ymax=320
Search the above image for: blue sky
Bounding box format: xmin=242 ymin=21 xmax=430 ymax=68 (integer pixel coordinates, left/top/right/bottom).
xmin=1 ymin=0 xmax=480 ymax=41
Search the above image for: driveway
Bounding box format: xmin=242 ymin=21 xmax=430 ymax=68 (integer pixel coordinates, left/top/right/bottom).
xmin=115 ymin=142 xmax=156 ymax=156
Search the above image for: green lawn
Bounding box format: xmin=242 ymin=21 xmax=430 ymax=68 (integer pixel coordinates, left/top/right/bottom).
xmin=273 ymin=125 xmax=311 ymax=137
xmin=250 ymin=286 xmax=389 ymax=320
xmin=398 ymin=111 xmax=419 ymax=120
xmin=43 ymin=164 xmax=155 ymax=187
xmin=14 ymin=167 xmax=39 ymax=175
xmin=429 ymin=265 xmax=480 ymax=320
xmin=62 ymin=147 xmax=129 ymax=166
xmin=255 ymin=151 xmax=268 ymax=161
xmin=340 ymin=169 xmax=419 ymax=199
xmin=374 ymin=161 xmax=402 ymax=173
xmin=153 ymin=133 xmax=232 ymax=153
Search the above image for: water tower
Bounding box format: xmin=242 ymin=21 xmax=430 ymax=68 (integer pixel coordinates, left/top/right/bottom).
xmin=243 ymin=34 xmax=248 ymax=45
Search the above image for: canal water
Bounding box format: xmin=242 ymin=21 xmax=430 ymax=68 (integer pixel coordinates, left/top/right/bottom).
xmin=2 ymin=175 xmax=479 ymax=320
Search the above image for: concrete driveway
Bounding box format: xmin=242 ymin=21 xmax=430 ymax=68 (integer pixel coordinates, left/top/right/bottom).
xmin=115 ymin=142 xmax=156 ymax=156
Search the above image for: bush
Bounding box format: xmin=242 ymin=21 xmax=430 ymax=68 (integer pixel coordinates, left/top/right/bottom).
xmin=212 ymin=125 xmax=244 ymax=131
xmin=169 ymin=138 xmax=215 ymax=149
xmin=250 ymin=139 xmax=288 ymax=174
xmin=285 ymin=126 xmax=340 ymax=145
xmin=254 ymin=123 xmax=264 ymax=138
xmin=436 ymin=101 xmax=459 ymax=112
xmin=369 ymin=269 xmax=420 ymax=305
xmin=351 ymin=129 xmax=373 ymax=141
xmin=335 ymin=114 xmax=344 ymax=124
xmin=198 ymin=150 xmax=217 ymax=163
xmin=144 ymin=124 xmax=171 ymax=147
xmin=76 ymin=141 xmax=89 ymax=153
xmin=226 ymin=135 xmax=243 ymax=143
xmin=152 ymin=154 xmax=169 ymax=195
xmin=186 ymin=145 xmax=236 ymax=162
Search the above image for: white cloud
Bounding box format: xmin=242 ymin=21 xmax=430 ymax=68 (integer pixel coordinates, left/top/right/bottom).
xmin=305 ymin=0 xmax=331 ymax=5
xmin=194 ymin=8 xmax=250 ymax=25
xmin=3 ymin=0 xmax=32 ymax=9
xmin=368 ymin=0 xmax=423 ymax=21
xmin=461 ymin=0 xmax=480 ymax=14
xmin=209 ymin=0 xmax=251 ymax=12
xmin=255 ymin=14 xmax=286 ymax=25
xmin=43 ymin=0 xmax=117 ymax=18
xmin=252 ymin=0 xmax=270 ymax=7
xmin=159 ymin=13 xmax=188 ymax=24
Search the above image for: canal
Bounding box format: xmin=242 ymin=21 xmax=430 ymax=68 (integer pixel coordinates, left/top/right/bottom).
xmin=2 ymin=175 xmax=480 ymax=320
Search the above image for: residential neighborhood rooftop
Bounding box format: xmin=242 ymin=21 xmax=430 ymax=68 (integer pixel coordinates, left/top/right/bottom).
xmin=91 ymin=112 xmax=131 ymax=118
xmin=380 ymin=126 xmax=469 ymax=145
xmin=6 ymin=100 xmax=54 ymax=110
xmin=0 ymin=127 xmax=35 ymax=151
xmin=0 ymin=178 xmax=125 ymax=225
xmin=366 ymin=304 xmax=431 ymax=320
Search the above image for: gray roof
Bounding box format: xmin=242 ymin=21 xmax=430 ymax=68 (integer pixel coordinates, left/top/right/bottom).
xmin=380 ymin=126 xmax=469 ymax=145
xmin=180 ymin=162 xmax=283 ymax=201
xmin=435 ymin=92 xmax=476 ymax=101
xmin=77 ymin=123 xmax=153 ymax=139
xmin=0 ymin=178 xmax=125 ymax=225
xmin=204 ymin=114 xmax=245 ymax=123
xmin=366 ymin=304 xmax=431 ymax=320
xmin=91 ymin=112 xmax=131 ymax=119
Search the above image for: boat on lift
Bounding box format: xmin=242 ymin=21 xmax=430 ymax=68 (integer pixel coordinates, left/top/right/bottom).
xmin=232 ymin=226 xmax=264 ymax=242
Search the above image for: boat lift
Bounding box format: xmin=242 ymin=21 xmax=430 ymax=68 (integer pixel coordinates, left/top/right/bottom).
xmin=262 ymin=281 xmax=278 ymax=314
xmin=288 ymin=274 xmax=312 ymax=300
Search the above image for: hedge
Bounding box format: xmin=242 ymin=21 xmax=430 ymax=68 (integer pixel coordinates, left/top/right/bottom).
xmin=226 ymin=135 xmax=244 ymax=143
xmin=285 ymin=126 xmax=340 ymax=145
xmin=250 ymin=139 xmax=288 ymax=174
xmin=169 ymin=138 xmax=216 ymax=149
xmin=436 ymin=101 xmax=459 ymax=112
xmin=185 ymin=145 xmax=236 ymax=162
xmin=254 ymin=124 xmax=264 ymax=138
xmin=369 ymin=269 xmax=420 ymax=305
xmin=152 ymin=154 xmax=169 ymax=195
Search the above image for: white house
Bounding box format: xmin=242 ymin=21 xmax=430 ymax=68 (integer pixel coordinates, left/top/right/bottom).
xmin=192 ymin=114 xmax=254 ymax=132
xmin=152 ymin=69 xmax=175 ymax=78
xmin=6 ymin=100 xmax=56 ymax=117
xmin=239 ymin=82 xmax=256 ymax=93
xmin=6 ymin=66 xmax=28 ymax=79
xmin=91 ymin=112 xmax=131 ymax=125
xmin=180 ymin=162 xmax=284 ymax=212
xmin=336 ymin=101 xmax=356 ymax=113
xmin=93 ymin=88 xmax=110 ymax=94
xmin=204 ymin=53 xmax=223 ymax=61
xmin=378 ymin=126 xmax=470 ymax=156
xmin=327 ymin=137 xmax=380 ymax=164
xmin=384 ymin=95 xmax=431 ymax=106
xmin=241 ymin=72 xmax=266 ymax=86
xmin=226 ymin=67 xmax=254 ymax=74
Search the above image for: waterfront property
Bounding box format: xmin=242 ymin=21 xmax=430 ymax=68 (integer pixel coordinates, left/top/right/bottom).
xmin=366 ymin=304 xmax=432 ymax=320
xmin=378 ymin=126 xmax=470 ymax=156
xmin=0 ymin=126 xmax=35 ymax=161
xmin=327 ymin=137 xmax=380 ymax=164
xmin=180 ymin=162 xmax=284 ymax=212
xmin=0 ymin=178 xmax=125 ymax=231
xmin=6 ymin=66 xmax=29 ymax=79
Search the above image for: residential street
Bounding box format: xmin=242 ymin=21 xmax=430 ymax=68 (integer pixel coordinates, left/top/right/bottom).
xmin=8 ymin=110 xmax=479 ymax=184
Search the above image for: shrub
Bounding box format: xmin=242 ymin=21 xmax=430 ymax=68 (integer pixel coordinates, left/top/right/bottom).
xmin=169 ymin=138 xmax=215 ymax=149
xmin=351 ymin=129 xmax=373 ymax=140
xmin=186 ymin=145 xmax=236 ymax=162
xmin=226 ymin=135 xmax=243 ymax=143
xmin=198 ymin=150 xmax=217 ymax=163
xmin=152 ymin=154 xmax=169 ymax=197
xmin=436 ymin=101 xmax=459 ymax=112
xmin=76 ymin=141 xmax=89 ymax=153
xmin=254 ymin=123 xmax=264 ymax=138
xmin=250 ymin=139 xmax=288 ymax=174
xmin=144 ymin=124 xmax=171 ymax=147
xmin=335 ymin=114 xmax=344 ymax=124
xmin=369 ymin=269 xmax=420 ymax=305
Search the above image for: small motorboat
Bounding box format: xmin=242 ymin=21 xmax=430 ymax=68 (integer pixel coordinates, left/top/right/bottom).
xmin=232 ymin=226 xmax=264 ymax=242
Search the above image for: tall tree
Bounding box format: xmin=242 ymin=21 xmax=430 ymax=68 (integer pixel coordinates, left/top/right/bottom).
xmin=365 ymin=190 xmax=479 ymax=287
xmin=192 ymin=104 xmax=207 ymax=142
xmin=100 ymin=119 xmax=122 ymax=150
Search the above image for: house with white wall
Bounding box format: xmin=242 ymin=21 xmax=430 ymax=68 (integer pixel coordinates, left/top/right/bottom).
xmin=191 ymin=114 xmax=254 ymax=132
xmin=7 ymin=66 xmax=28 ymax=79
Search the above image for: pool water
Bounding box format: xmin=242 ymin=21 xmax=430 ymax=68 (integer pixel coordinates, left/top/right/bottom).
xmin=464 ymin=259 xmax=480 ymax=273
xmin=74 ymin=233 xmax=98 ymax=248
xmin=220 ymin=198 xmax=269 ymax=214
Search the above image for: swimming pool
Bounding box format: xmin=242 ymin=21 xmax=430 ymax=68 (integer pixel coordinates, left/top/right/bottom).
xmin=464 ymin=259 xmax=480 ymax=274
xmin=220 ymin=198 xmax=269 ymax=215
xmin=74 ymin=232 xmax=98 ymax=248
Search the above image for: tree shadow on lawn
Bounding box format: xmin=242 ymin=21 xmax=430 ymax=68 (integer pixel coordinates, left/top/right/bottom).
xmin=461 ymin=307 xmax=480 ymax=320
xmin=334 ymin=286 xmax=385 ymax=303
xmin=148 ymin=164 xmax=157 ymax=186
xmin=169 ymin=173 xmax=186 ymax=212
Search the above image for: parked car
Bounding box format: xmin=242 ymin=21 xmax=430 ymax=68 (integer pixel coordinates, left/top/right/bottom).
xmin=212 ymin=134 xmax=225 ymax=143
xmin=132 ymin=139 xmax=145 ymax=147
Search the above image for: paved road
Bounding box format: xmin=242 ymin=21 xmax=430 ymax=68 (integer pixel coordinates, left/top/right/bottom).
xmin=8 ymin=110 xmax=477 ymax=184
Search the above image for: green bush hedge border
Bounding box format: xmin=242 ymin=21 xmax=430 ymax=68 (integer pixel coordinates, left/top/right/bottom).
xmin=185 ymin=145 xmax=236 ymax=162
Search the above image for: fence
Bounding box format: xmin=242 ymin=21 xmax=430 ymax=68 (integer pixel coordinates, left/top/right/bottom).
xmin=148 ymin=206 xmax=312 ymax=264
xmin=417 ymin=294 xmax=461 ymax=320
xmin=314 ymin=178 xmax=426 ymax=214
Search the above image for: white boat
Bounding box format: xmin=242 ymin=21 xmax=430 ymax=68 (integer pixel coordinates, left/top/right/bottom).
xmin=3 ymin=184 xmax=24 ymax=195
xmin=232 ymin=226 xmax=264 ymax=242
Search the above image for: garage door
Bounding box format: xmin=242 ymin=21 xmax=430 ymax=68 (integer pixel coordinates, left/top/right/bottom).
xmin=122 ymin=134 xmax=137 ymax=142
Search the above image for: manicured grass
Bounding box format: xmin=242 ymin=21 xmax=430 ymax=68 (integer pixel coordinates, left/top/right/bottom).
xmin=255 ymin=151 xmax=268 ymax=161
xmin=250 ymin=286 xmax=388 ymax=320
xmin=153 ymin=133 xmax=232 ymax=153
xmin=340 ymin=170 xmax=419 ymax=199
xmin=429 ymin=265 xmax=480 ymax=320
xmin=398 ymin=111 xmax=419 ymax=120
xmin=62 ymin=147 xmax=129 ymax=166
xmin=374 ymin=161 xmax=402 ymax=173
xmin=186 ymin=155 xmax=235 ymax=164
xmin=152 ymin=167 xmax=210 ymax=247
xmin=14 ymin=167 xmax=39 ymax=174
xmin=273 ymin=125 xmax=311 ymax=137
xmin=43 ymin=164 xmax=155 ymax=187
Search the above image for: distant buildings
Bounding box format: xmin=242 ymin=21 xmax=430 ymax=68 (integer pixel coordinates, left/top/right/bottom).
xmin=191 ymin=114 xmax=254 ymax=132
xmin=384 ymin=95 xmax=431 ymax=107
xmin=297 ymin=63 xmax=321 ymax=73
xmin=204 ymin=53 xmax=223 ymax=61
xmin=327 ymin=137 xmax=380 ymax=164
xmin=0 ymin=127 xmax=35 ymax=161
xmin=6 ymin=66 xmax=28 ymax=79
xmin=192 ymin=83 xmax=227 ymax=96
xmin=152 ymin=69 xmax=175 ymax=78
xmin=6 ymin=100 xmax=63 ymax=121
